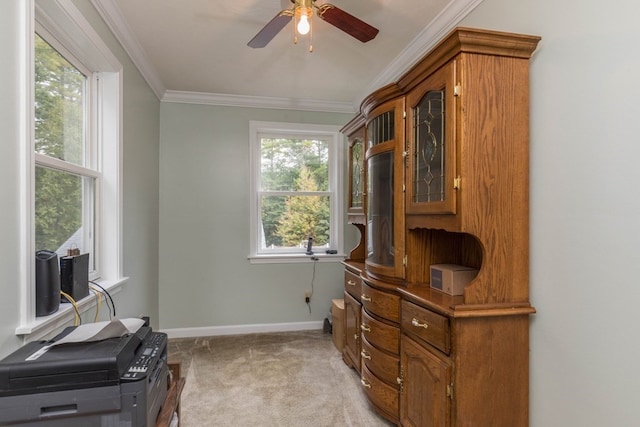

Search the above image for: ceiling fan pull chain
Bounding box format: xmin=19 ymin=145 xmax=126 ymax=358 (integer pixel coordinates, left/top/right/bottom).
xmin=308 ymin=16 xmax=313 ymax=52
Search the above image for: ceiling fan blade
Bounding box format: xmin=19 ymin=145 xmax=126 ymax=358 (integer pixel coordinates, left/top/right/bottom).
xmin=316 ymin=4 xmax=379 ymax=43
xmin=248 ymin=10 xmax=293 ymax=48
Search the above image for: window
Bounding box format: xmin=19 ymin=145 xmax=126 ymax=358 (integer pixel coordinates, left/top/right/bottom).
xmin=249 ymin=122 xmax=344 ymax=262
xmin=17 ymin=1 xmax=125 ymax=337
xmin=34 ymin=33 xmax=98 ymax=272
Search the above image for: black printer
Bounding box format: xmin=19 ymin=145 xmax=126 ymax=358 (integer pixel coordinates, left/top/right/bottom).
xmin=0 ymin=324 xmax=168 ymax=426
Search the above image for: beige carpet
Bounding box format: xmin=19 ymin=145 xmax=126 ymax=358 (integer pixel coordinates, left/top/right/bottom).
xmin=167 ymin=330 xmax=395 ymax=427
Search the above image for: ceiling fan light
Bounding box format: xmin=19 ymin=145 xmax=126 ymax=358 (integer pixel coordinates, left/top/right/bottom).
xmin=295 ymin=6 xmax=312 ymax=35
xmin=297 ymin=14 xmax=311 ymax=35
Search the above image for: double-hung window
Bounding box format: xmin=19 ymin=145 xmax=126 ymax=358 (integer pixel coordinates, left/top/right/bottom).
xmin=249 ymin=121 xmax=344 ymax=262
xmin=18 ymin=1 xmax=124 ymax=338
xmin=34 ymin=33 xmax=97 ymax=270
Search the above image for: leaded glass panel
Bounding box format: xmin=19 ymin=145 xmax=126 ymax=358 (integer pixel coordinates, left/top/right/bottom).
xmin=351 ymin=138 xmax=364 ymax=208
xmin=412 ymin=90 xmax=445 ymax=203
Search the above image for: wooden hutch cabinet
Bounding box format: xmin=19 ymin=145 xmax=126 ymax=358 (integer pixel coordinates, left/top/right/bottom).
xmin=341 ymin=27 xmax=540 ymax=427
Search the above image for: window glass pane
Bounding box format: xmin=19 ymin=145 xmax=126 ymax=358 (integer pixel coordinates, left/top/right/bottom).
xmin=35 ymin=166 xmax=94 ymax=260
xmin=34 ymin=33 xmax=86 ymax=166
xmin=260 ymin=195 xmax=330 ymax=250
xmin=260 ymin=138 xmax=329 ymax=191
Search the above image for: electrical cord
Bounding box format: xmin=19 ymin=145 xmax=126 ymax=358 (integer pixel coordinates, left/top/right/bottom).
xmin=89 ymin=286 xmax=103 ymax=322
xmin=90 ymin=281 xmax=116 ymax=318
xmin=307 ymin=256 xmax=318 ymax=314
xmin=57 ymin=283 xmax=115 ymax=326
xmin=93 ymin=286 xmax=106 ymax=317
xmin=89 ymin=284 xmax=112 ymax=320
xmin=60 ymin=291 xmax=80 ymax=325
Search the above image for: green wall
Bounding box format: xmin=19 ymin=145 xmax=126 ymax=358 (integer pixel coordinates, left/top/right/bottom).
xmin=158 ymin=102 xmax=355 ymax=330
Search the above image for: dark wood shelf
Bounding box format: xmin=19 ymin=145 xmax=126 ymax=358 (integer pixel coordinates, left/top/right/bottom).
xmin=156 ymin=361 xmax=185 ymax=427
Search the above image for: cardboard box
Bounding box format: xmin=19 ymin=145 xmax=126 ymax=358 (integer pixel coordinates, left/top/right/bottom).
xmin=430 ymin=264 xmax=479 ymax=296
xmin=331 ymin=298 xmax=344 ymax=352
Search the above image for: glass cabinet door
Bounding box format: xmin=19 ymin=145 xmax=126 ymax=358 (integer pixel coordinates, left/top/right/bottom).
xmin=406 ymin=62 xmax=456 ymax=215
xmin=365 ymin=98 xmax=405 ymax=279
xmin=347 ymin=128 xmax=365 ymax=217
xmin=367 ymin=150 xmax=394 ymax=267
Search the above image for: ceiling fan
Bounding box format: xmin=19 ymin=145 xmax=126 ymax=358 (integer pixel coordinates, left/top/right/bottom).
xmin=248 ymin=0 xmax=379 ymax=50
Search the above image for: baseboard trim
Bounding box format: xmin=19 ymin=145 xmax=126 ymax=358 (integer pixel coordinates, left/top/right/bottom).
xmin=161 ymin=321 xmax=324 ymax=339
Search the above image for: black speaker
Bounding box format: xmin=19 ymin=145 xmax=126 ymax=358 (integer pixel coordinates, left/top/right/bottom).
xmin=35 ymin=250 xmax=61 ymax=317
xmin=60 ymin=253 xmax=89 ymax=301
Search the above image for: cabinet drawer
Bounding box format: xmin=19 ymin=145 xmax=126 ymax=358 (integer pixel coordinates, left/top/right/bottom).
xmin=344 ymin=269 xmax=362 ymax=300
xmin=361 ymin=310 xmax=400 ymax=355
xmin=361 ymin=336 xmax=399 ymax=387
xmin=401 ymin=300 xmax=451 ymax=354
xmin=361 ymin=282 xmax=400 ymax=323
xmin=361 ymin=364 xmax=399 ymax=421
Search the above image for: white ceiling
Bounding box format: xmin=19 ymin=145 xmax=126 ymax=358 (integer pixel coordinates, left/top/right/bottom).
xmin=92 ymin=0 xmax=482 ymax=112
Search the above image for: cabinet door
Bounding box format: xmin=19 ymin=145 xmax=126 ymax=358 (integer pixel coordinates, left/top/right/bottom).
xmin=343 ymin=291 xmax=361 ymax=372
xmin=365 ymin=98 xmax=405 ymax=279
xmin=400 ymin=335 xmax=451 ymax=427
xmin=347 ymin=127 xmax=365 ymax=218
xmin=406 ymin=62 xmax=457 ymax=215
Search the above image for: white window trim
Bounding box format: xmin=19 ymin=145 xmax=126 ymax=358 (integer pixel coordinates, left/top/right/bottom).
xmin=248 ymin=121 xmax=346 ymax=264
xmin=16 ymin=0 xmax=127 ymax=341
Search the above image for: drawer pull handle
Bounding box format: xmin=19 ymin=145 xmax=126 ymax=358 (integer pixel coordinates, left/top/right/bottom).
xmin=360 ymin=378 xmax=371 ymax=389
xmin=361 ymin=350 xmax=371 ymax=360
xmin=354 ymin=333 xmax=359 ymax=341
xmin=361 ymin=294 xmax=372 ymax=302
xmin=347 ymin=280 xmax=356 ymax=286
xmin=412 ymin=318 xmax=429 ymax=329
xmin=361 ymin=324 xmax=371 ymax=332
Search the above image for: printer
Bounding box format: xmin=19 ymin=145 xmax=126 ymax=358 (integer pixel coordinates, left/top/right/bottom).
xmin=0 ymin=323 xmax=169 ymax=426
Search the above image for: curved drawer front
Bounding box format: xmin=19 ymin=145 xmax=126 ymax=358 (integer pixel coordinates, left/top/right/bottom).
xmin=360 ymin=364 xmax=399 ymax=422
xmin=361 ymin=336 xmax=400 ymax=387
xmin=361 ymin=282 xmax=400 ymax=323
xmin=401 ymin=300 xmax=451 ymax=354
xmin=344 ymin=269 xmax=362 ymax=301
xmin=361 ymin=309 xmax=400 ymax=355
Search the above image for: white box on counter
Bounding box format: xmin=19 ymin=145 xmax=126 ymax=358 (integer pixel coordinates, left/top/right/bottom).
xmin=430 ymin=264 xmax=479 ymax=296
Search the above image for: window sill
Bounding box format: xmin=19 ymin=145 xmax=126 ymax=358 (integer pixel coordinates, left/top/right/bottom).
xmin=15 ymin=277 xmax=129 ymax=341
xmin=248 ymin=253 xmax=347 ymax=264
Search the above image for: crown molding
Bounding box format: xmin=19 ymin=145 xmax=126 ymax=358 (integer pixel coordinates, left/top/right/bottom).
xmin=91 ymin=0 xmax=165 ymax=99
xmin=162 ymin=90 xmax=357 ymax=114
xmin=356 ymin=0 xmax=484 ymax=107
xmin=91 ymin=0 xmax=482 ymax=111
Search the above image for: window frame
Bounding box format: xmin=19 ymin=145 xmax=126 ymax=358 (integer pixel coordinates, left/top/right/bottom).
xmin=17 ymin=0 xmax=127 ymax=339
xmin=249 ymin=121 xmax=345 ymax=264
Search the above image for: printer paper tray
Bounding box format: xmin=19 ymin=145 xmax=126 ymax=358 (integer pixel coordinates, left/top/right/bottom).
xmin=0 ymin=385 xmax=120 ymax=425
